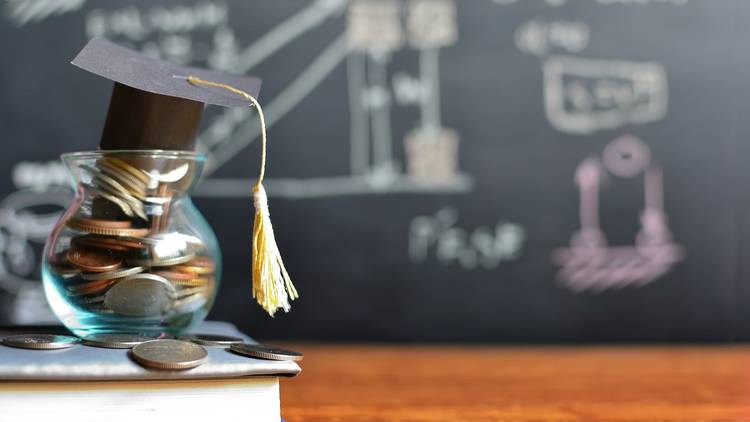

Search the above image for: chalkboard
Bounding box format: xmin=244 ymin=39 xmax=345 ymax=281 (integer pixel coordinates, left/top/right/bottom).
xmin=0 ymin=0 xmax=747 ymax=342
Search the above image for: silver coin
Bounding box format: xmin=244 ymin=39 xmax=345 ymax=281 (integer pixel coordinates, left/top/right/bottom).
xmin=182 ymin=334 xmax=244 ymax=346
xmin=82 ymin=333 xmax=156 ymax=349
xmin=2 ymin=334 xmax=79 ymax=350
xmin=94 ymin=190 xmax=137 ymax=218
xmin=104 ymin=273 xmax=175 ymax=317
xmin=170 ymin=294 xmax=208 ymax=314
xmin=229 ymin=343 xmax=303 ymax=362
xmin=87 ymin=165 xmax=139 ymax=199
xmin=81 ymin=266 xmax=145 ymax=281
xmin=97 ymin=160 xmax=148 ymax=195
xmin=131 ymin=339 xmax=207 ymax=370
xmin=172 ymin=285 xmax=208 ymax=299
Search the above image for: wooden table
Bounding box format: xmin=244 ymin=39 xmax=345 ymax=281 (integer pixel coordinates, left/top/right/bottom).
xmin=280 ymin=345 xmax=750 ymax=421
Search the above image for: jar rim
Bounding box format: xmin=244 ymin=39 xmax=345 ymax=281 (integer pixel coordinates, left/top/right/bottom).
xmin=61 ymin=150 xmax=206 ymax=161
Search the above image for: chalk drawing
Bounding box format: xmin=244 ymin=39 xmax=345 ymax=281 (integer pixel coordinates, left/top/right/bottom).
xmin=3 ymin=0 xmax=85 ymax=25
xmin=543 ymin=55 xmax=668 ymax=134
xmin=494 ymin=0 xmax=687 ymax=6
xmin=552 ymin=135 xmax=684 ymax=291
xmin=515 ymin=19 xmax=589 ymax=57
xmin=410 ymin=207 xmax=525 ymax=270
xmin=193 ymin=0 xmax=471 ymax=198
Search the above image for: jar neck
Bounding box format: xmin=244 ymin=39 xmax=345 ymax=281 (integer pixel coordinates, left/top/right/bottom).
xmin=62 ymin=150 xmax=205 ymax=196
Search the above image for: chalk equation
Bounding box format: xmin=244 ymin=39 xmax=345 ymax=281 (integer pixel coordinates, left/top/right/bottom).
xmin=552 ymin=135 xmax=684 ymax=292
xmin=410 ymin=207 xmax=525 ymax=270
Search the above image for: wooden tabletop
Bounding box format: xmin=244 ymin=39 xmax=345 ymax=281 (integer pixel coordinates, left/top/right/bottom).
xmin=280 ymin=344 xmax=750 ymax=422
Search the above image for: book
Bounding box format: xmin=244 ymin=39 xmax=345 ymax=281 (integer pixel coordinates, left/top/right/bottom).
xmin=0 ymin=321 xmax=300 ymax=422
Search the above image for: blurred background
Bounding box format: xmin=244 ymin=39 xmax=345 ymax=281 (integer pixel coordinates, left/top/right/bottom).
xmin=0 ymin=0 xmax=747 ymax=342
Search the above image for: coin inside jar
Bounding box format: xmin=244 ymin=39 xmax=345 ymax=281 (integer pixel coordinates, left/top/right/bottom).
xmin=72 ymin=234 xmax=147 ymax=253
xmin=67 ymin=247 xmax=122 ymax=272
xmin=67 ymin=217 xmax=132 ymax=230
xmin=131 ymin=339 xmax=207 ymax=370
xmin=104 ymin=273 xmax=175 ymax=317
xmin=81 ymin=266 xmax=144 ymax=281
xmin=67 ymin=278 xmax=120 ymax=296
xmin=173 ymin=256 xmax=216 ymax=275
xmin=2 ymin=334 xmax=79 ymax=350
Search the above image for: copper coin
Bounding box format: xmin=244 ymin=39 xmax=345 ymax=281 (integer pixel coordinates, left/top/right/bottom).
xmin=153 ymin=269 xmax=198 ymax=281
xmin=67 ymin=220 xmax=150 ymax=237
xmin=48 ymin=252 xmax=81 ymax=277
xmin=169 ymin=277 xmax=212 ymax=287
xmin=67 ymin=247 xmax=123 ymax=272
xmin=72 ymin=235 xmax=147 ymax=252
xmin=67 ymin=216 xmax=132 ymax=230
xmin=67 ymin=278 xmax=119 ymax=296
xmin=173 ymin=256 xmax=216 ymax=275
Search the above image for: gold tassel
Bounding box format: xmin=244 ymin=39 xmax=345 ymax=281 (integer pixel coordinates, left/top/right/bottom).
xmin=186 ymin=75 xmax=298 ymax=316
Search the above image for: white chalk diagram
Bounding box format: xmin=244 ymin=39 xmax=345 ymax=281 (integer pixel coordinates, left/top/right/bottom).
xmin=552 ymin=135 xmax=684 ymax=292
xmin=193 ymin=0 xmax=472 ymax=198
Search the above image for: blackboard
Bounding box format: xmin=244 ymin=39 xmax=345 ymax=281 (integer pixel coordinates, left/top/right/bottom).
xmin=0 ymin=0 xmax=747 ymax=342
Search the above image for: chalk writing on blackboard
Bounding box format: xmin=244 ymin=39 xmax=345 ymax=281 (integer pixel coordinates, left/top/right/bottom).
xmin=552 ymin=135 xmax=684 ymax=292
xmin=410 ymin=207 xmax=525 ymax=270
xmin=543 ymin=56 xmax=668 ymax=135
xmin=515 ymin=19 xmax=589 ymax=57
xmin=3 ymin=0 xmax=85 ymax=25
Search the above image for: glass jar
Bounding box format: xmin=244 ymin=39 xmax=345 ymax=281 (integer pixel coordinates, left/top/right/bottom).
xmin=42 ymin=150 xmax=221 ymax=338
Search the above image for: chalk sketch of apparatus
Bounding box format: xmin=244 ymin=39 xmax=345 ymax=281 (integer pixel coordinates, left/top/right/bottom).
xmin=552 ymin=135 xmax=684 ymax=292
xmin=514 ymin=18 xmax=669 ymax=135
xmin=193 ymin=0 xmax=472 ymax=198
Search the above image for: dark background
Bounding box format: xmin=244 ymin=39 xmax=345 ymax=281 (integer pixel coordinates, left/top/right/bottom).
xmin=0 ymin=0 xmax=747 ymax=342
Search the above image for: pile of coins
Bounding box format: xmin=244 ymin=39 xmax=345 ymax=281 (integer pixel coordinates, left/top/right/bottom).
xmin=47 ymin=156 xmax=216 ymax=319
xmin=1 ymin=333 xmax=303 ymax=371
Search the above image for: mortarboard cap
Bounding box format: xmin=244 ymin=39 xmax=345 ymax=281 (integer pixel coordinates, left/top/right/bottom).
xmin=71 ymin=37 xmax=262 ymax=151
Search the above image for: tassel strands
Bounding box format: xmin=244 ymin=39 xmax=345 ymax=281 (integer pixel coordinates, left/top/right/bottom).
xmin=186 ymin=75 xmax=298 ymax=316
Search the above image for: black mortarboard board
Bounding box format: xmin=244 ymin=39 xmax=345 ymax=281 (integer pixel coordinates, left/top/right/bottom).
xmin=71 ymin=37 xmax=261 ymax=151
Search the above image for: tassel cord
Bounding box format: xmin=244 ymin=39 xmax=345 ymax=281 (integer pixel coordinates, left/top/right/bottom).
xmin=186 ymin=75 xmax=297 ymax=316
xmin=185 ymin=76 xmax=267 ymax=186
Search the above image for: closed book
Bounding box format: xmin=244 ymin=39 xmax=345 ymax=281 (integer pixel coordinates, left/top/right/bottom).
xmin=0 ymin=321 xmax=300 ymax=422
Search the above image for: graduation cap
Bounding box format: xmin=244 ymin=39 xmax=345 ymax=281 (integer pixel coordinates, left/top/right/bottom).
xmin=71 ymin=37 xmax=262 ymax=151
xmin=70 ymin=38 xmax=298 ymax=316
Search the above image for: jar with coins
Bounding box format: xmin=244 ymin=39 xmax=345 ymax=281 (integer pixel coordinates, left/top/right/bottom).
xmin=42 ymin=151 xmax=221 ymax=337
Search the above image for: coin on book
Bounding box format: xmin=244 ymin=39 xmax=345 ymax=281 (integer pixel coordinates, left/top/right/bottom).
xmin=131 ymin=339 xmax=207 ymax=370
xmin=82 ymin=333 xmax=157 ymax=349
xmin=2 ymin=334 xmax=79 ymax=350
xmin=229 ymin=343 xmax=303 ymax=362
xmin=182 ymin=334 xmax=244 ymax=346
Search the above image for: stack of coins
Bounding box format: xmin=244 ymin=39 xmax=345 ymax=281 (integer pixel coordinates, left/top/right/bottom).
xmin=47 ymin=157 xmax=217 ymax=319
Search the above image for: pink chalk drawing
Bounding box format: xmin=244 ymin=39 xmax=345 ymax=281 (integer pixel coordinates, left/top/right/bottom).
xmin=552 ymin=135 xmax=684 ymax=292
